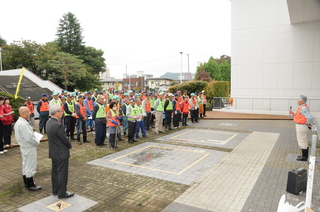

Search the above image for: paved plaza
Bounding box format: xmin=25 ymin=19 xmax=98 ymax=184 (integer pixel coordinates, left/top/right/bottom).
xmin=0 ymin=117 xmax=320 ymax=211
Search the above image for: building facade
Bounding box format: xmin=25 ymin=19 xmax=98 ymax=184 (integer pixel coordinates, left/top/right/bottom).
xmin=231 ymin=0 xmax=320 ymax=112
xmin=101 ymin=77 xmax=123 ymax=90
xmin=145 ymin=78 xmax=173 ymax=92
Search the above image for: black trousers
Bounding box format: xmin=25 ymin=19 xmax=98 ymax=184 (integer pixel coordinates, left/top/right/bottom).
xmin=150 ymin=108 xmax=155 ymax=126
xmin=51 ymin=159 xmax=69 ymax=196
xmin=190 ymin=110 xmax=196 ymax=122
xmin=128 ymin=121 xmax=136 ymax=140
xmin=0 ymin=122 xmax=3 ymax=151
xmin=182 ymin=114 xmax=188 ymax=125
xmin=165 ymin=110 xmax=172 ymax=125
xmin=3 ymin=124 xmax=12 ymax=145
xmin=203 ymin=104 xmax=206 ymax=116
xmin=144 ymin=112 xmax=151 ymax=130
xmin=173 ymin=113 xmax=180 ymax=127
xmin=195 ymin=108 xmax=199 ymax=122
xmin=95 ymin=123 xmax=106 ymax=145
xmin=65 ymin=116 xmax=76 ymax=137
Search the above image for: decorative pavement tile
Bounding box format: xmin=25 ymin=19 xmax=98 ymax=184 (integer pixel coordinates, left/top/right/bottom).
xmin=18 ymin=195 xmax=97 ymax=212
xmin=87 ymin=142 xmax=228 ymax=185
xmin=156 ymin=129 xmax=249 ymax=149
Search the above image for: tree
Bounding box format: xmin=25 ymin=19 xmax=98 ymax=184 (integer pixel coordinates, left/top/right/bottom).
xmin=1 ymin=40 xmax=42 ymax=72
xmin=0 ymin=35 xmax=6 ymax=47
xmin=48 ymin=52 xmax=86 ymax=90
xmin=196 ymin=69 xmax=211 ymax=82
xmin=56 ymin=12 xmax=85 ymax=56
xmin=195 ymin=57 xmax=220 ymax=81
xmin=79 ymin=46 xmax=106 ymax=75
xmin=219 ymin=61 xmax=231 ymax=81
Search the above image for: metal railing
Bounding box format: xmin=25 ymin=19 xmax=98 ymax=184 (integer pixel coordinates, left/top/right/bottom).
xmin=210 ymin=97 xmax=320 ymax=112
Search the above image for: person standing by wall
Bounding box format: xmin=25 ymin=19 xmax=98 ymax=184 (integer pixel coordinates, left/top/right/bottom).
xmin=14 ymin=107 xmax=41 ymax=191
xmin=46 ymin=105 xmax=74 ymax=199
xmin=37 ymin=93 xmax=50 ymax=134
xmin=289 ymin=95 xmax=313 ymax=161
xmin=23 ymin=97 xmax=35 ymax=127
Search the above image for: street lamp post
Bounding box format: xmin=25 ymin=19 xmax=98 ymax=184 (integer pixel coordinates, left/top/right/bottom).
xmin=180 ymin=51 xmax=183 ymax=83
xmin=186 ymin=54 xmax=190 ymax=80
xmin=0 ymin=47 xmax=2 ymax=71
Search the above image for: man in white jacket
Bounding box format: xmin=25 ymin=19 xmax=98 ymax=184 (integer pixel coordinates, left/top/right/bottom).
xmin=14 ymin=107 xmax=41 ymax=191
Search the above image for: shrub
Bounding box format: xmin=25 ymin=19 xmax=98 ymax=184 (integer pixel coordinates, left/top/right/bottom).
xmin=0 ymin=91 xmax=26 ymax=122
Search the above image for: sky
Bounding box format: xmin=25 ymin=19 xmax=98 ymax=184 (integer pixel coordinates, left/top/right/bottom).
xmin=0 ymin=0 xmax=231 ymax=79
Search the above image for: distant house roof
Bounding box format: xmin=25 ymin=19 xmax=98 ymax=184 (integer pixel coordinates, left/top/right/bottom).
xmin=100 ymin=77 xmax=122 ymax=83
xmin=0 ymin=69 xmax=63 ymax=100
xmin=146 ymin=78 xmax=173 ymax=81
xmin=160 ymin=72 xmax=193 ymax=81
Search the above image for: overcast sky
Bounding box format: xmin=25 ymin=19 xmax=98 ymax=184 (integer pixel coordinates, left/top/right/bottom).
xmin=1 ymin=0 xmax=231 ymax=79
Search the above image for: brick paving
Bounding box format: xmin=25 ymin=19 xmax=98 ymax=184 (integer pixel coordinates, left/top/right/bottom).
xmin=0 ymin=115 xmax=319 ymax=211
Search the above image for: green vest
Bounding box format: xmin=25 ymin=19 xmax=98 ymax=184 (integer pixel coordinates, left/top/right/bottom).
xmin=128 ymin=105 xmax=138 ymax=121
xmin=166 ymin=99 xmax=173 ymax=110
xmin=96 ymin=103 xmax=106 ymax=118
xmin=64 ymin=101 xmax=75 ymax=116
xmin=156 ymin=99 xmax=164 ymax=112
xmin=137 ymin=105 xmax=143 ymax=114
xmin=108 ymin=92 xmax=113 ymax=99
xmin=51 ymin=99 xmax=61 ymax=105
xmin=150 ymin=98 xmax=155 ymax=107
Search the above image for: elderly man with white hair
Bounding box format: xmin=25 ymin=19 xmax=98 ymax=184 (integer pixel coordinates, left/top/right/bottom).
xmin=153 ymin=92 xmax=165 ymax=134
xmin=14 ymin=107 xmax=42 ymax=191
xmin=289 ymin=95 xmax=313 ymax=161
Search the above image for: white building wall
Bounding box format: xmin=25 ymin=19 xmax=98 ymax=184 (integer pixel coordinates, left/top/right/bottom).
xmin=231 ymin=0 xmax=320 ymax=110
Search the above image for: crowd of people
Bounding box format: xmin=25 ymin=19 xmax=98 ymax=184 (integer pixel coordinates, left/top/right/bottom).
xmin=19 ymin=88 xmax=209 ymax=149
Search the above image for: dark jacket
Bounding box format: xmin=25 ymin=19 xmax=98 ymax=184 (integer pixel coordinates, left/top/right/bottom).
xmin=46 ymin=117 xmax=72 ymax=160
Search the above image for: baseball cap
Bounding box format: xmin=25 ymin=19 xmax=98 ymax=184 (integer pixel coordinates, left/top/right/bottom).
xmin=78 ymin=95 xmax=85 ymax=99
xmin=42 ymin=93 xmax=49 ymax=97
xmin=26 ymin=96 xmax=31 ymax=100
xmin=87 ymin=91 xmax=92 ymax=95
xmin=52 ymin=91 xmax=59 ymax=95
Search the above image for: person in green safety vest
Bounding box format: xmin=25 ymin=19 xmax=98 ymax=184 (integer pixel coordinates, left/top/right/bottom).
xmin=64 ymin=93 xmax=77 ymax=140
xmin=121 ymin=97 xmax=130 ymax=138
xmin=149 ymin=93 xmax=156 ymax=128
xmin=135 ymin=99 xmax=147 ymax=139
xmin=164 ymin=93 xmax=174 ymax=131
xmin=92 ymin=95 xmax=107 ymax=147
xmin=153 ymin=92 xmax=165 ymax=134
xmin=126 ymin=99 xmax=139 ymax=143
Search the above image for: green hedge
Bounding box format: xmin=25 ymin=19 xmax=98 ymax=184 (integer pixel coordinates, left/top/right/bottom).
xmin=169 ymin=80 xmax=229 ymax=98
xmin=168 ymin=80 xmax=208 ymax=95
xmin=0 ymin=91 xmax=26 ymax=122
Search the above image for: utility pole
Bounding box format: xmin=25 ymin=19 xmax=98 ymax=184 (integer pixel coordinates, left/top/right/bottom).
xmin=186 ymin=54 xmax=189 ymax=73
xmin=126 ymin=65 xmax=131 ymax=90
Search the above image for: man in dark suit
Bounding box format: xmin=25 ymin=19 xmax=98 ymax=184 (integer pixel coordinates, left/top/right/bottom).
xmin=46 ymin=105 xmax=74 ymax=199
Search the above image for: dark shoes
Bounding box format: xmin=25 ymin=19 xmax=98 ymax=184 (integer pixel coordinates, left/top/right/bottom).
xmin=118 ymin=139 xmax=125 ymax=141
xmin=296 ymin=148 xmax=308 ymax=161
xmin=58 ymin=191 xmax=74 ymax=199
xmin=128 ymin=140 xmax=134 ymax=144
xmin=26 ymin=177 xmax=41 ymax=191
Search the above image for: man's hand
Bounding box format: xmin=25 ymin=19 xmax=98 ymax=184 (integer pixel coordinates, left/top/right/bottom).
xmin=289 ymin=110 xmax=294 ymax=115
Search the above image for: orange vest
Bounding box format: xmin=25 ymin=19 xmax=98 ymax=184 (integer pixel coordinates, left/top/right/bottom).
xmin=145 ymin=99 xmax=151 ymax=112
xmin=294 ymin=105 xmax=309 ymax=124
xmin=175 ymin=99 xmax=181 ymax=111
xmin=189 ymin=99 xmax=196 ymax=109
xmin=40 ymin=100 xmax=49 ymax=112
xmin=182 ymin=101 xmax=189 ymax=113
xmin=25 ymin=102 xmax=34 ymax=114
xmin=61 ymin=104 xmax=65 ymax=112
xmin=107 ymin=110 xmax=118 ymax=127
xmin=178 ymin=96 xmax=183 ymax=103
xmin=76 ymin=102 xmax=86 ymax=119
xmin=202 ymin=95 xmax=207 ymax=104
xmin=87 ymin=98 xmax=93 ymax=111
